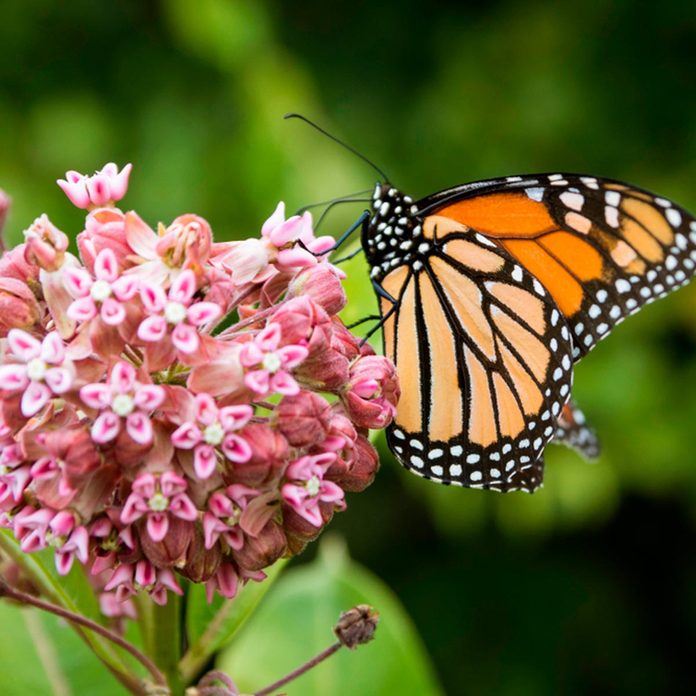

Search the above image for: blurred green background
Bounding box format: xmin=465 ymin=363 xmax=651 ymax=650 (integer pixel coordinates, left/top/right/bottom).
xmin=2 ymin=0 xmax=696 ymax=694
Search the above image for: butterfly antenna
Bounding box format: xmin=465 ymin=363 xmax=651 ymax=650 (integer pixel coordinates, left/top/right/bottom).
xmin=284 ymin=113 xmax=390 ymax=182
xmin=295 ymin=189 xmax=372 ymax=214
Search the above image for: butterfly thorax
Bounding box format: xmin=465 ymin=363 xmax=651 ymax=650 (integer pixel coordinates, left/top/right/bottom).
xmin=364 ymin=183 xmax=426 ymax=282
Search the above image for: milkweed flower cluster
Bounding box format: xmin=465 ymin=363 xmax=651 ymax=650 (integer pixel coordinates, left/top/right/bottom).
xmin=0 ymin=164 xmax=399 ymax=613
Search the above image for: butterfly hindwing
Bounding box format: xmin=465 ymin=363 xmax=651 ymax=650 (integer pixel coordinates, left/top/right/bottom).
xmin=554 ymin=399 xmax=600 ymax=461
xmin=379 ymin=215 xmax=574 ymax=492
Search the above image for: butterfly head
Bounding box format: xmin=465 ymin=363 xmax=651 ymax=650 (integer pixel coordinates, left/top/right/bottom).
xmin=364 ymin=183 xmax=424 ymax=280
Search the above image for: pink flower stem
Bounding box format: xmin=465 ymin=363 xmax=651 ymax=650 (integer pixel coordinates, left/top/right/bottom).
xmin=0 ymin=575 xmax=167 ymax=691
xmin=253 ymin=641 xmax=342 ymax=696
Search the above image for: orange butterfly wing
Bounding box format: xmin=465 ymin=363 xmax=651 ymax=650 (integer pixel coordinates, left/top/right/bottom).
xmin=426 ymin=174 xmax=696 ymax=358
xmin=379 ymin=215 xmax=574 ymax=492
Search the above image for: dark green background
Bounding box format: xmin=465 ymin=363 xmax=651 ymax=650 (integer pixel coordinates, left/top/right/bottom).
xmin=1 ymin=1 xmax=695 ymax=694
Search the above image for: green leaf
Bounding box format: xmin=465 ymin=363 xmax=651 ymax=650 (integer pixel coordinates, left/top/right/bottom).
xmin=218 ymin=538 xmax=443 ymax=696
xmin=0 ymin=529 xmax=141 ymax=680
xmin=180 ymin=559 xmax=287 ymax=683
xmin=0 ymin=602 xmax=129 ymax=696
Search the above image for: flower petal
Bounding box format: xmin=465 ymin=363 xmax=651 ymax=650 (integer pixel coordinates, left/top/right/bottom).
xmin=137 ymin=315 xmax=168 ymax=342
xmin=7 ymin=329 xmax=42 ymax=361
xmin=111 ymin=275 xmax=139 ymax=301
xmin=194 ymin=393 xmax=218 ymax=425
xmin=40 ymin=332 xmax=66 ymax=364
xmin=100 ymin=297 xmax=126 ymax=326
xmin=170 ymin=493 xmax=198 ymax=521
xmin=139 ymin=282 xmax=167 ymax=313
xmin=218 ymin=404 xmax=253 ymax=431
xmin=186 ymin=302 xmax=222 ymax=326
xmin=44 ymin=366 xmax=74 ymax=394
xmin=221 ymin=433 xmax=252 ymax=463
xmin=63 ymin=266 xmax=93 ymax=298
xmin=171 ymin=324 xmax=199 ymax=354
xmin=126 ymin=412 xmax=153 ymax=445
xmin=94 ymin=248 xmax=120 ymax=283
xmin=80 ymin=383 xmax=112 ymax=409
xmin=193 ymin=444 xmax=218 ymax=479
xmin=171 ymin=422 xmax=202 ymax=449
xmin=169 ymin=268 xmax=196 ymax=304
xmin=134 ymin=385 xmax=165 ymax=411
xmin=91 ymin=411 xmax=121 ymax=443
xmin=21 ymin=381 xmax=51 ymax=417
xmin=110 ymin=362 xmax=135 ymax=392
xmin=67 ymin=296 xmax=97 ymax=322
xmin=146 ymin=513 xmax=169 ymax=542
xmin=0 ymin=364 xmax=29 ymax=391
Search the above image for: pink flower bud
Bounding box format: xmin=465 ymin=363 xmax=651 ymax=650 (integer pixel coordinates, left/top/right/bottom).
xmin=330 ymin=320 xmax=363 ymax=361
xmin=326 ymin=434 xmax=380 ymax=492
xmin=341 ymin=356 xmax=400 ymax=429
xmin=232 ymin=520 xmax=287 ymax=571
xmin=77 ymin=208 xmax=130 ymax=274
xmin=23 ymin=215 xmax=69 ymax=272
xmin=139 ymin=515 xmax=194 ymax=568
xmin=269 ymin=296 xmax=332 ymax=346
xmin=0 ymin=244 xmax=39 ymax=284
xmin=276 ymin=391 xmax=332 ymax=448
xmin=180 ymin=527 xmax=222 ymax=583
xmin=0 ymin=277 xmax=41 ymax=336
xmin=288 ymin=265 xmax=347 ymax=315
xmin=57 ymin=163 xmax=132 ymax=209
xmin=224 ymin=424 xmax=288 ymax=487
xmin=283 ymin=501 xmax=336 ymax=555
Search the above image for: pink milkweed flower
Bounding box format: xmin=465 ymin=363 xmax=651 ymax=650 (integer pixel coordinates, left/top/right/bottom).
xmin=156 ymin=214 xmax=213 ymax=271
xmin=137 ymin=269 xmax=222 ymax=355
xmin=261 ymin=203 xmax=342 ymax=273
xmin=23 ymin=214 xmax=69 ymax=272
xmin=64 ymin=248 xmax=139 ymax=326
xmin=0 ymin=444 xmax=31 ymax=508
xmin=202 ymin=484 xmax=258 ymax=550
xmin=341 ymin=355 xmax=400 ymax=429
xmin=121 ymin=472 xmax=197 ymax=542
xmin=105 ymin=559 xmax=183 ymax=605
xmin=19 ymin=508 xmax=89 ymax=575
xmin=281 ymin=452 xmax=345 ymax=527
xmin=205 ymin=561 xmax=240 ymax=601
xmin=0 ymin=329 xmax=74 ymax=417
xmin=239 ymin=323 xmax=308 ymax=396
xmin=80 ymin=361 xmax=165 ymax=445
xmin=57 ymin=162 xmax=132 ymax=210
xmin=171 ymin=393 xmax=252 ymax=479
xmin=211 ymin=238 xmax=272 ymax=285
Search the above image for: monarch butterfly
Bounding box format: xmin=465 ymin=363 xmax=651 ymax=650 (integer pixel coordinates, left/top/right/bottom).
xmin=286 ymin=115 xmax=696 ymax=493
xmin=364 ymin=173 xmax=696 ymax=492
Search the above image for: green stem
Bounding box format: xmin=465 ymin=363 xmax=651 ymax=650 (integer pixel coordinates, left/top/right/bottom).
xmin=0 ymin=531 xmax=137 ymax=684
xmin=150 ymin=594 xmax=183 ymax=695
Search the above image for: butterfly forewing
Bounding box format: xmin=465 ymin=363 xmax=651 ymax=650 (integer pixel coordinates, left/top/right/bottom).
xmin=380 ymin=216 xmax=574 ymax=492
xmin=427 ymin=174 xmax=696 ymax=359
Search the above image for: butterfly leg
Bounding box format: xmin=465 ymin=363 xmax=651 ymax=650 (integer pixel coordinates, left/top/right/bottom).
xmin=316 ymin=210 xmax=370 ymax=256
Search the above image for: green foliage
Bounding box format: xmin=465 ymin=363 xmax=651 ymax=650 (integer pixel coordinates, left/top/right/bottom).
xmin=0 ymin=601 xmax=129 ymax=696
xmin=218 ymin=538 xmax=443 ymax=696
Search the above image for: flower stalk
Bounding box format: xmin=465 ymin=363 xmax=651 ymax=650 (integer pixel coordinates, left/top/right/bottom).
xmin=0 ymin=573 xmax=166 ymax=690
